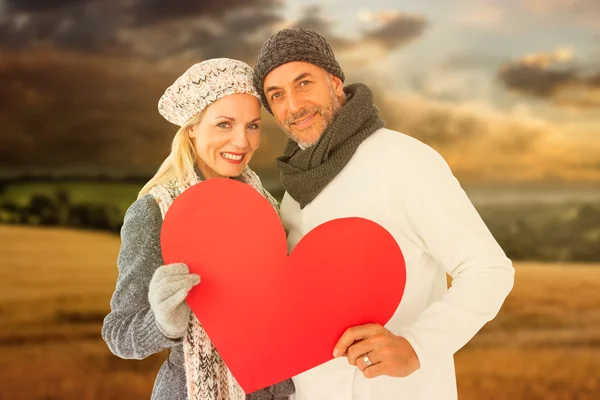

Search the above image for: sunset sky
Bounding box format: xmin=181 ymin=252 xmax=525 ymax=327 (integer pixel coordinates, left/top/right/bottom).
xmin=1 ymin=0 xmax=599 ymax=187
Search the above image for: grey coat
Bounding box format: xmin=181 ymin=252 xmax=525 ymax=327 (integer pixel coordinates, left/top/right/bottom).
xmin=101 ymin=194 xmax=295 ymax=400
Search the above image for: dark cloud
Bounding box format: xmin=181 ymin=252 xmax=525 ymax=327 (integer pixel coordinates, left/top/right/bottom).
xmin=290 ymin=5 xmax=355 ymax=52
xmin=290 ymin=7 xmax=428 ymax=53
xmin=133 ymin=0 xmax=279 ymax=26
xmin=5 ymin=0 xmax=86 ymax=13
xmin=0 ymin=48 xmax=290 ymax=177
xmin=498 ymin=63 xmax=576 ymax=97
xmin=293 ymin=5 xmax=330 ymax=33
xmin=0 ymin=49 xmax=175 ymax=172
xmin=497 ymin=55 xmax=600 ymax=108
xmin=0 ymin=46 xmax=593 ymax=185
xmin=0 ymin=0 xmax=282 ymax=57
xmin=0 ymin=1 xmax=130 ymax=52
xmin=225 ymin=8 xmax=282 ymax=35
xmin=363 ymin=14 xmax=427 ymax=50
xmin=157 ymin=8 xmax=284 ymax=63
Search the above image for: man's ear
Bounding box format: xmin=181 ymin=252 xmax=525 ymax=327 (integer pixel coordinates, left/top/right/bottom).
xmin=329 ymin=74 xmax=344 ymax=97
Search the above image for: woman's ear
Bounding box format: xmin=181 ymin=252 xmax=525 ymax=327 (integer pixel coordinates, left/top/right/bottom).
xmin=188 ymin=124 xmax=197 ymax=139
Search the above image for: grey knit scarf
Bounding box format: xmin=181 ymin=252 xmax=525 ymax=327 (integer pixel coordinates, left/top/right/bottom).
xmin=276 ymin=83 xmax=385 ymax=208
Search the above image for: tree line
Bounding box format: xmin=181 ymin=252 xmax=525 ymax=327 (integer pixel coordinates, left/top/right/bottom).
xmin=1 ymin=188 xmax=599 ymax=262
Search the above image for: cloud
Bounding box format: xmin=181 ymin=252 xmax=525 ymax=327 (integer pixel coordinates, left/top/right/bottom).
xmin=0 ymin=1 xmax=133 ymax=52
xmin=524 ymin=0 xmax=600 ymax=15
xmin=440 ymin=52 xmax=504 ymax=71
xmin=1 ymin=44 xmax=598 ymax=186
xmin=292 ymin=5 xmax=332 ymax=33
xmin=289 ymin=7 xmax=428 ymax=56
xmin=454 ymin=5 xmax=505 ymax=29
xmin=370 ymin=90 xmax=600 ymax=184
xmin=5 ymin=0 xmax=86 ymax=13
xmin=0 ymin=0 xmax=283 ymax=58
xmin=497 ymin=49 xmax=600 ymax=108
xmin=0 ymin=46 xmax=291 ymax=178
xmin=288 ymin=5 xmax=355 ymax=52
xmin=360 ymin=11 xmax=427 ymax=50
xmin=522 ymin=0 xmax=600 ymax=31
xmin=0 ymin=48 xmax=176 ymax=172
xmin=132 ymin=0 xmax=280 ymax=26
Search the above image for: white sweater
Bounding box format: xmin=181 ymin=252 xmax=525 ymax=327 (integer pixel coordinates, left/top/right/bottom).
xmin=280 ymin=128 xmax=515 ymax=400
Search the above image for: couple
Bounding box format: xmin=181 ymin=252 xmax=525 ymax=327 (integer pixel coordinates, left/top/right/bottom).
xmin=102 ymin=28 xmax=515 ymax=400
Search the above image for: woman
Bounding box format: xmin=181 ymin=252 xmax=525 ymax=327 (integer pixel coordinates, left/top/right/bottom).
xmin=101 ymin=58 xmax=295 ymax=400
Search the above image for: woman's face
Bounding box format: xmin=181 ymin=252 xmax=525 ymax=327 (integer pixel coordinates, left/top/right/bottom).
xmin=189 ymin=94 xmax=261 ymax=179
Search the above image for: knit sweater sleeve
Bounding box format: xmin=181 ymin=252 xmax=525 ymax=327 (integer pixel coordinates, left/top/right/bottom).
xmin=385 ymin=144 xmax=515 ymax=369
xmin=101 ymin=194 xmax=181 ymax=359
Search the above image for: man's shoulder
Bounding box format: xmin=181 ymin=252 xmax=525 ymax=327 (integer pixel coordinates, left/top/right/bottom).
xmin=360 ymin=128 xmax=444 ymax=164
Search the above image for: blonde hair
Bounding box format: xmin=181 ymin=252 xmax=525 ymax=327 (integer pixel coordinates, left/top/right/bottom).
xmin=138 ymin=111 xmax=206 ymax=198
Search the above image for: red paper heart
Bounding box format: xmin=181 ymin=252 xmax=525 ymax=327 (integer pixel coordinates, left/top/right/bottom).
xmin=161 ymin=178 xmax=406 ymax=394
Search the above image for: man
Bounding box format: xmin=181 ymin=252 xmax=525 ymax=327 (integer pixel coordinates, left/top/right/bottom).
xmin=253 ymin=28 xmax=514 ymax=400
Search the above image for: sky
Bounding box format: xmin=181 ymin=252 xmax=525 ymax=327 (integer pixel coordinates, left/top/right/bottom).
xmin=0 ymin=0 xmax=599 ymax=187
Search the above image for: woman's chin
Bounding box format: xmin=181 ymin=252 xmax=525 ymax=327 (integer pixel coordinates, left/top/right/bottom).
xmin=214 ymin=163 xmax=247 ymax=178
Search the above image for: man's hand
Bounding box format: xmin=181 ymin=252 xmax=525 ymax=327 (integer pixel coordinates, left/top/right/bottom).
xmin=332 ymin=323 xmax=420 ymax=379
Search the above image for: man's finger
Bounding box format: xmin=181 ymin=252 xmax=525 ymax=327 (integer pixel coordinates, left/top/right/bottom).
xmin=347 ymin=338 xmax=376 ymax=366
xmin=363 ymin=362 xmax=387 ymax=379
xmin=355 ymin=351 xmax=380 ymax=371
xmin=333 ymin=324 xmax=382 ymax=358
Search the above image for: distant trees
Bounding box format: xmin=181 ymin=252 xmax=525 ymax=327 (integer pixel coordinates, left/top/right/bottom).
xmin=484 ymin=202 xmax=600 ymax=263
xmin=0 ymin=191 xmax=122 ymax=233
xmin=1 ymin=189 xmax=600 ymax=262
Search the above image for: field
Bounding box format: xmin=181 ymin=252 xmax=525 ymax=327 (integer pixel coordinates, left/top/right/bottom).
xmin=1 ymin=225 xmax=599 ymax=399
xmin=0 ymin=181 xmax=143 ymax=214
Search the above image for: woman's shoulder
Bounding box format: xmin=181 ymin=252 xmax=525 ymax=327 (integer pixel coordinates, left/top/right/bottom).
xmin=123 ymin=194 xmax=162 ymax=231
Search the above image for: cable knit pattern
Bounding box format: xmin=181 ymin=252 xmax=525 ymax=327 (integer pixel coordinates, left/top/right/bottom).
xmin=158 ymin=58 xmax=261 ymax=127
xmin=149 ymin=166 xmax=282 ymax=400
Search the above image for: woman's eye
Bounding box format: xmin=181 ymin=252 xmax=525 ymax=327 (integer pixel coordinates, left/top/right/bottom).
xmin=217 ymin=122 xmax=230 ymax=128
xmin=248 ymin=123 xmax=259 ymax=130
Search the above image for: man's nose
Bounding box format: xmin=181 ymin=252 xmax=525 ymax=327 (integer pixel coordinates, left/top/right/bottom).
xmin=286 ymin=93 xmax=304 ymax=115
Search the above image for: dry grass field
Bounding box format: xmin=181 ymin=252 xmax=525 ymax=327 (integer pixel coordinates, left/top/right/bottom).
xmin=1 ymin=225 xmax=599 ymax=399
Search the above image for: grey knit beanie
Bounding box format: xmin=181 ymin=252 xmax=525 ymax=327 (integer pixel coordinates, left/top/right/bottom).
xmin=253 ymin=28 xmax=345 ymax=114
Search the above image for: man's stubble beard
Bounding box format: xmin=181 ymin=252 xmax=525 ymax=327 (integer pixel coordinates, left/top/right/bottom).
xmin=278 ymin=79 xmax=343 ymax=149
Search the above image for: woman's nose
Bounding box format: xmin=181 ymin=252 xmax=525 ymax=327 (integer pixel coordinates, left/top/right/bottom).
xmin=230 ymin=127 xmax=250 ymax=148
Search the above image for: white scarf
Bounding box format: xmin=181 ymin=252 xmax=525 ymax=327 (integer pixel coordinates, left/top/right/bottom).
xmin=150 ymin=166 xmax=279 ymax=400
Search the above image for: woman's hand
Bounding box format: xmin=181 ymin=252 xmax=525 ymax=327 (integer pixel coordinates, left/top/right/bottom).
xmin=148 ymin=263 xmax=201 ymax=339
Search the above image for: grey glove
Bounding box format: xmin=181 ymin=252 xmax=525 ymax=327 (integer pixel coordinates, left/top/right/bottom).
xmin=148 ymin=263 xmax=201 ymax=339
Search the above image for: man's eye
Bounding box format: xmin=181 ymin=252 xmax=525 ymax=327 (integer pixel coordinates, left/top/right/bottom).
xmin=271 ymin=92 xmax=282 ymax=100
xmin=300 ymin=80 xmax=311 ymax=87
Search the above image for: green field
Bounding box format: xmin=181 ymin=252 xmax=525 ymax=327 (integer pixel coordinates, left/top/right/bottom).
xmin=0 ymin=181 xmax=143 ymax=214
xmin=2 ymin=180 xmax=600 ymax=261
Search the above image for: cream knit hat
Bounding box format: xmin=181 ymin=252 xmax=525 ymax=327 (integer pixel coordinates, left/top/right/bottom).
xmin=158 ymin=58 xmax=261 ymax=126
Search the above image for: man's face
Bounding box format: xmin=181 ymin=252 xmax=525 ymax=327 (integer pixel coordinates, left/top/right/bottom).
xmin=263 ymin=61 xmax=344 ymax=148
